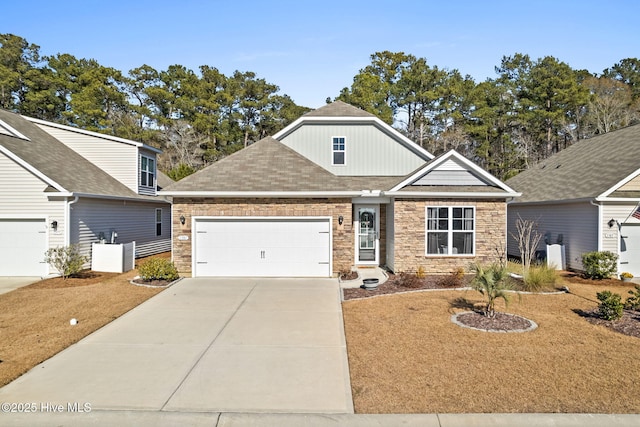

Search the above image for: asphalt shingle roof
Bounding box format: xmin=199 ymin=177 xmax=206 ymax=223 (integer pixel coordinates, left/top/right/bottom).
xmin=506 ymin=125 xmax=640 ymax=203
xmin=303 ymin=100 xmax=376 ymax=118
xmin=163 ymin=136 xmax=402 ymax=192
xmin=0 ymin=109 xmax=153 ymax=200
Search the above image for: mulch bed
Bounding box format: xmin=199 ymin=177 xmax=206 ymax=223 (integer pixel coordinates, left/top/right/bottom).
xmin=130 ymin=278 xmax=176 ymax=287
xmin=343 ymin=274 xmax=472 ymax=300
xmin=577 ymin=308 xmax=640 ymax=339
xmin=455 ymin=311 xmax=534 ymax=332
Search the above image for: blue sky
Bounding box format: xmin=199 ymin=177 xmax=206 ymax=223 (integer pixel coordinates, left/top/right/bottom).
xmin=4 ymin=0 xmax=639 ymax=108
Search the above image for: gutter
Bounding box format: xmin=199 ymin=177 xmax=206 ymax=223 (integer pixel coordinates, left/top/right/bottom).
xmin=158 ymin=191 xmax=368 ymax=198
xmin=386 ymin=191 xmax=522 ymax=199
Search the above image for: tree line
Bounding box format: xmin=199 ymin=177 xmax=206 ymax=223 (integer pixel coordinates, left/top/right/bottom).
xmin=1 ymin=34 xmax=638 ymax=180
xmin=338 ymin=51 xmax=640 ymax=179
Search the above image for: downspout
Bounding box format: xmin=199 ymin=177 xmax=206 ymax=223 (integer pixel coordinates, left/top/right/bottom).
xmin=65 ymin=195 xmax=79 ymax=246
xmin=589 ymin=199 xmax=603 ymax=252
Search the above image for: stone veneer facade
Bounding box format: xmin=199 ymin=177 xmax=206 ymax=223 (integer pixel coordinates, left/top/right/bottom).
xmin=392 ymin=198 xmax=507 ymax=274
xmin=172 ymin=198 xmax=354 ymax=276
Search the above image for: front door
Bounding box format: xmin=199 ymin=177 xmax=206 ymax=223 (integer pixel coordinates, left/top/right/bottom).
xmin=355 ymin=205 xmax=379 ymax=265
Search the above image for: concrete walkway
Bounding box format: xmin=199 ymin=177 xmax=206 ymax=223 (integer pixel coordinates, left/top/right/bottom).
xmin=0 ymin=277 xmax=40 ymax=295
xmin=0 ymin=278 xmax=353 ymax=414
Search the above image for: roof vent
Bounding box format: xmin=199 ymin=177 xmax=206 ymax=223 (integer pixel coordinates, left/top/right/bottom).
xmin=555 ymin=164 xmax=561 ymax=169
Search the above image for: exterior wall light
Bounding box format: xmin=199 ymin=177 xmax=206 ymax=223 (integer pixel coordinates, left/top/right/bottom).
xmin=180 ymin=215 xmax=186 ymax=225
xmin=51 ymin=220 xmax=58 ymax=232
xmin=608 ymin=218 xmax=616 ymax=228
xmin=338 ymin=215 xmax=343 ymax=225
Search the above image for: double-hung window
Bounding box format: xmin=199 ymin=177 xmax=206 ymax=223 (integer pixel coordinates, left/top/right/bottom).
xmin=426 ymin=206 xmax=475 ymax=255
xmin=140 ymin=155 xmax=155 ymax=188
xmin=332 ymin=137 xmax=346 ymax=165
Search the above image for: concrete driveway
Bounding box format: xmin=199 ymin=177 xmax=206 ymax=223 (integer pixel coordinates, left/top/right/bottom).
xmin=0 ymin=277 xmax=40 ymax=295
xmin=0 ymin=277 xmax=353 ymax=414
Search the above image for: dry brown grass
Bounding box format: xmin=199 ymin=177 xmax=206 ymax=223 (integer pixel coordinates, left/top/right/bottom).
xmin=343 ymin=275 xmax=640 ymax=414
xmin=0 ymin=254 xmax=169 ymax=387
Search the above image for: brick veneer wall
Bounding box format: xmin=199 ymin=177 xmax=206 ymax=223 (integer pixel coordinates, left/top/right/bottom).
xmin=172 ymin=198 xmax=354 ymax=276
xmin=393 ymin=198 xmax=507 ymax=274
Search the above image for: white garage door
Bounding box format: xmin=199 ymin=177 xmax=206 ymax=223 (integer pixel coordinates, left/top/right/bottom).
xmin=620 ymin=224 xmax=640 ymax=277
xmin=194 ymin=218 xmax=331 ymax=277
xmin=0 ymin=219 xmax=48 ymax=276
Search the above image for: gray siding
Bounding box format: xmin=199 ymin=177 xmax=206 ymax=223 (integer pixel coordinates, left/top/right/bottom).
xmin=0 ymin=152 xmax=66 ymax=271
xmin=507 ymin=202 xmax=598 ymax=271
xmin=415 ymin=170 xmax=488 ymax=186
xmin=34 ymin=123 xmax=139 ymax=192
xmin=279 ymin=123 xmax=427 ymax=176
xmin=70 ymin=198 xmax=171 ymax=266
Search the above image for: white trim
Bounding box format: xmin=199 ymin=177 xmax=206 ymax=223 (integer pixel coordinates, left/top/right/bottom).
xmin=354 ymin=204 xmax=380 ymax=266
xmin=331 ymin=136 xmax=346 ymax=166
xmin=273 ymin=115 xmax=434 ymax=160
xmin=388 ymin=191 xmax=521 ymax=199
xmin=425 ymin=205 xmax=476 ymax=257
xmin=0 ymin=118 xmax=30 ymax=140
xmin=597 ymin=167 xmax=640 ymax=199
xmin=391 ymin=150 xmax=518 ymax=194
xmin=24 ymin=115 xmax=162 ymax=154
xmin=0 ymin=145 xmax=67 ymax=192
xmin=159 ymin=190 xmax=366 ymax=197
xmin=139 ymin=153 xmax=156 ymax=189
xmin=595 ymin=197 xmax=640 ymax=203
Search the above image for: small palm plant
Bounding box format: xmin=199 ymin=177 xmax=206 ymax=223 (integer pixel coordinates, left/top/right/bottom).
xmin=470 ymin=262 xmax=513 ymax=318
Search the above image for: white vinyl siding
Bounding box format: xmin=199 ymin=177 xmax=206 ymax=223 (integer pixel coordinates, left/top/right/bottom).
xmin=507 ymin=202 xmax=598 ymax=271
xmin=618 ymin=174 xmax=640 ymax=192
xmin=279 ymin=123 xmax=427 ymax=176
xmin=70 ymin=198 xmax=171 ymax=265
xmin=33 ymin=123 xmax=140 ymax=192
xmin=0 ymin=153 xmax=66 ymax=274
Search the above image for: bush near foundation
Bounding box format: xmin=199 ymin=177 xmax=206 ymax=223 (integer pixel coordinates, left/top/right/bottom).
xmin=138 ymin=258 xmax=179 ymax=281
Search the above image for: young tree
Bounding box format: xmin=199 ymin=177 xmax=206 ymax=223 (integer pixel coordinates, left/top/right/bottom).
xmin=510 ymin=215 xmax=543 ymax=277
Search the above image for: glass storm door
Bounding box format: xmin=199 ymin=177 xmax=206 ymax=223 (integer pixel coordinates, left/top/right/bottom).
xmin=356 ymin=206 xmax=379 ymax=264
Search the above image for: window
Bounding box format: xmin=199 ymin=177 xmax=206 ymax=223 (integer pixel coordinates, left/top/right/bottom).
xmin=426 ymin=206 xmax=474 ymax=255
xmin=140 ymin=155 xmax=155 ymax=187
xmin=332 ymin=137 xmax=345 ymax=165
xmin=155 ymin=208 xmax=162 ymax=236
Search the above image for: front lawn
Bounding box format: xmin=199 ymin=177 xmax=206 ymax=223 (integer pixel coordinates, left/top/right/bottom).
xmin=342 ymin=275 xmax=640 ymax=413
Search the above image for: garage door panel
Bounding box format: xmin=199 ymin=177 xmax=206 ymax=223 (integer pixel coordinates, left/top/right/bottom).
xmin=194 ymin=218 xmax=331 ymax=277
xmin=0 ymin=219 xmax=47 ymax=276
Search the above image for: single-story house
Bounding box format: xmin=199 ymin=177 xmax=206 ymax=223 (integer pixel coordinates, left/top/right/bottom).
xmin=506 ymin=124 xmax=640 ymax=276
xmin=160 ymin=101 xmax=519 ymax=278
xmin=0 ymin=109 xmax=172 ymax=277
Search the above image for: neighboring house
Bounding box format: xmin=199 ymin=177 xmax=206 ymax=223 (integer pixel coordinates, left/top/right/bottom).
xmin=0 ymin=109 xmax=172 ymax=277
xmin=160 ymin=101 xmax=519 ymax=278
xmin=506 ymin=124 xmax=640 ymax=276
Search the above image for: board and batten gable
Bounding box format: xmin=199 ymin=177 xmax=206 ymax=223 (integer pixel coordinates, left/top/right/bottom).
xmin=70 ymin=198 xmax=171 ymax=266
xmin=32 ymin=122 xmax=143 ymax=193
xmin=277 ymin=123 xmax=428 ymax=176
xmin=507 ymin=202 xmax=598 ymax=271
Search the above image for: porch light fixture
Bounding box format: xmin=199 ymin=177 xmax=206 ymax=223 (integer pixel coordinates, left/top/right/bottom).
xmin=180 ymin=215 xmax=186 ymax=225
xmin=51 ymin=220 xmax=58 ymax=232
xmin=608 ymin=218 xmax=616 ymax=228
xmin=338 ymin=215 xmax=344 ymax=225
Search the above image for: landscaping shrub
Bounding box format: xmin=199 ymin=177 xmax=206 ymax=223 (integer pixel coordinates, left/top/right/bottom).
xmin=625 ymin=285 xmax=640 ymax=311
xmin=394 ymin=272 xmax=423 ymax=288
xmin=581 ymin=251 xmax=618 ymax=279
xmin=470 ymin=262 xmax=513 ymax=318
xmin=436 ymin=268 xmax=466 ymax=288
xmin=523 ymin=262 xmax=559 ymax=292
xmin=44 ymin=244 xmax=87 ymax=280
xmin=596 ymin=290 xmax=624 ymax=321
xmin=416 ymin=266 xmax=426 ymax=279
xmin=138 ymin=257 xmax=179 ymax=281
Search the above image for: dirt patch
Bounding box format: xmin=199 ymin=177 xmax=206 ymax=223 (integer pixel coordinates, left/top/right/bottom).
xmin=343 ymin=275 xmax=640 ymax=414
xmin=0 ymin=254 xmax=170 ymax=387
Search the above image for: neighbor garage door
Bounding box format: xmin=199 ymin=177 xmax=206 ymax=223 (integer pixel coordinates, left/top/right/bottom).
xmin=620 ymin=224 xmax=640 ymax=277
xmin=0 ymin=219 xmax=48 ymax=276
xmin=194 ymin=218 xmax=331 ymax=277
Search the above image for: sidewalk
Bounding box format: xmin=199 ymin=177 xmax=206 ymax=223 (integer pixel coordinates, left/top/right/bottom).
xmin=1 ymin=411 xmax=638 ymax=426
